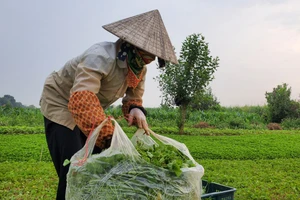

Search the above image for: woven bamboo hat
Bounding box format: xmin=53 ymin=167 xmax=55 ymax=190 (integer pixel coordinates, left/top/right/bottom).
xmin=103 ymin=10 xmax=178 ymax=65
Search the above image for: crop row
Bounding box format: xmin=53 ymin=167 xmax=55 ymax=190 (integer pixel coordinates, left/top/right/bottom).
xmin=2 ymin=106 xmax=300 ymax=129
xmin=2 ymin=131 xmax=300 ymax=162
xmin=0 ymin=106 xmax=267 ymax=129
xmin=2 ymin=125 xmax=300 ymax=136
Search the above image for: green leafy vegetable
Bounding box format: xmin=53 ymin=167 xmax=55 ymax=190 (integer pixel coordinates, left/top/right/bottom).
xmin=66 ymin=134 xmax=199 ymax=199
xmin=135 ymin=140 xmax=195 ymax=177
xmin=63 ymin=159 xmax=70 ymax=166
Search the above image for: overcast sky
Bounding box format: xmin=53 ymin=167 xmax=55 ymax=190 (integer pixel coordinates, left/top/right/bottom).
xmin=1 ymin=0 xmax=299 ymax=108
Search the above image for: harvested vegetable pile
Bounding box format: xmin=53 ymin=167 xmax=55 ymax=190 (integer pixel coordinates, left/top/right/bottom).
xmin=66 ymin=120 xmax=203 ymax=200
xmin=67 ymin=144 xmax=198 ymax=199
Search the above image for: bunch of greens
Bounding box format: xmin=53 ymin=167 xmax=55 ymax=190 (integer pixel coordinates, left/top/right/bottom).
xmin=135 ymin=141 xmax=195 ymax=177
xmin=66 ymin=141 xmax=198 ymax=199
xmin=67 ymin=154 xmax=198 ymax=199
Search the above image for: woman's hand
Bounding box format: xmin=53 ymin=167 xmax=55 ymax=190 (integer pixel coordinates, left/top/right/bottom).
xmin=128 ymin=108 xmax=149 ymax=134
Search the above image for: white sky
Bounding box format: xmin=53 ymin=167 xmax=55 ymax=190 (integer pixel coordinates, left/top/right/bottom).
xmin=0 ymin=0 xmax=299 ymax=107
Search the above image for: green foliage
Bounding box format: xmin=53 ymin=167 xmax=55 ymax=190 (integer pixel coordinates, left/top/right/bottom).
xmin=281 ymin=118 xmax=300 ymax=129
xmin=105 ymin=106 xmax=123 ymax=118
xmin=0 ymin=106 xmax=43 ymax=126
xmin=156 ymin=33 xmax=219 ymax=133
xmin=265 ymin=83 xmax=292 ymax=123
xmin=147 ymin=107 xmax=179 ymax=122
xmin=0 ymin=94 xmax=28 ymax=107
xmin=185 ymin=109 xmax=267 ymax=130
xmin=2 ymin=159 xmax=300 ymax=199
xmin=288 ymin=100 xmax=300 ymax=119
xmin=177 ymin=133 xmax=300 ymax=160
xmin=3 ymin=124 xmax=300 ymax=137
xmin=0 ymin=126 xmax=44 ymax=134
xmin=3 ymin=131 xmax=300 ymax=162
xmin=66 ymin=141 xmax=198 ymax=198
xmin=190 ymin=87 xmax=221 ymax=111
xmin=3 ymin=100 xmax=300 ymax=199
xmin=2 ymin=105 xmax=300 ymax=131
xmin=156 ymin=34 xmax=219 ymax=107
xmin=228 ymin=117 xmax=246 ymax=129
xmin=201 ymin=158 xmax=300 ymax=200
xmin=0 ymin=105 xmax=291 ymax=131
xmin=0 ymin=134 xmax=51 ymax=162
xmin=221 ymin=105 xmax=268 ymax=118
xmin=0 ymin=161 xmax=57 ymax=199
xmin=0 ymin=126 xmax=137 ymax=135
xmin=2 ymin=132 xmax=300 ymax=199
xmin=136 ymin=141 xmax=195 ymax=177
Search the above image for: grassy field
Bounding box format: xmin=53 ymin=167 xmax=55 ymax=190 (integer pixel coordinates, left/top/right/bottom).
xmin=1 ymin=130 xmax=300 ymax=199
xmin=1 ymin=106 xmax=300 ymax=199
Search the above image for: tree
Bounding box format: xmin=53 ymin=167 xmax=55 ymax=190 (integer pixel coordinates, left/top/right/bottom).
xmin=156 ymin=34 xmax=219 ymax=134
xmin=191 ymin=87 xmax=220 ymax=111
xmin=265 ymin=83 xmax=292 ymax=123
xmin=0 ymin=95 xmax=25 ymax=107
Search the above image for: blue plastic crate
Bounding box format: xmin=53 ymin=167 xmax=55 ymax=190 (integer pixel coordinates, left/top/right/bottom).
xmin=201 ymin=180 xmax=237 ymax=200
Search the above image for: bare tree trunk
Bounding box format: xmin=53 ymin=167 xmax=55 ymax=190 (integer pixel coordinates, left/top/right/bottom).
xmin=178 ymin=104 xmax=187 ymax=135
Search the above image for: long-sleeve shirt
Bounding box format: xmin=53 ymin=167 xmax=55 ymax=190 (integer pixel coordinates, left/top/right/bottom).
xmin=40 ymin=40 xmax=146 ymax=130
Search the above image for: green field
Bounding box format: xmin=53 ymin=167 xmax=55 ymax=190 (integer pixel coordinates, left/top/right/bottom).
xmin=1 ymin=131 xmax=300 ymax=199
xmin=1 ymin=106 xmax=300 ymax=199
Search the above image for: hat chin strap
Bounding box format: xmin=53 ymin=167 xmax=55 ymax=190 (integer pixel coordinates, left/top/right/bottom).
xmin=158 ymin=57 xmax=166 ymax=68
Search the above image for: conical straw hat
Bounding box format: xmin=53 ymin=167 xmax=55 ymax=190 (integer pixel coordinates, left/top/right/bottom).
xmin=103 ymin=10 xmax=178 ymax=65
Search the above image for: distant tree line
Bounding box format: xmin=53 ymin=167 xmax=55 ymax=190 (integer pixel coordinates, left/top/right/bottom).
xmin=0 ymin=95 xmax=35 ymax=108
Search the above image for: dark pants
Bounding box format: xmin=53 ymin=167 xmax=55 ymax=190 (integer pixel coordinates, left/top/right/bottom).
xmin=44 ymin=117 xmax=102 ymax=200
